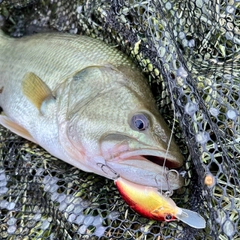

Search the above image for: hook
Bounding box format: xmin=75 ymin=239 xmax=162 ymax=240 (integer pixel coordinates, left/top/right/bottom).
xmin=97 ymin=163 xmax=120 ymax=179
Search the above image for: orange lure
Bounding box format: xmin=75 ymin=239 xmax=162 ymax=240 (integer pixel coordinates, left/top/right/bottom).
xmin=115 ymin=177 xmax=206 ymax=228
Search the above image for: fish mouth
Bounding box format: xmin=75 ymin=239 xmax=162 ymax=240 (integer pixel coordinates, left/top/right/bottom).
xmin=100 ymin=133 xmax=184 ymax=190
xmin=106 ymin=148 xmax=184 ymax=190
xmin=117 ymin=149 xmax=183 ymax=169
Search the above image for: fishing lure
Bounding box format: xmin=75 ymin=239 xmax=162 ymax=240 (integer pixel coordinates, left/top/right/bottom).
xmin=115 ymin=177 xmax=206 ymax=229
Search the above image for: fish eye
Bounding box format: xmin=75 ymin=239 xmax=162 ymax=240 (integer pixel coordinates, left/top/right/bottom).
xmin=130 ymin=113 xmax=149 ymax=131
xmin=165 ymin=214 xmax=173 ymax=221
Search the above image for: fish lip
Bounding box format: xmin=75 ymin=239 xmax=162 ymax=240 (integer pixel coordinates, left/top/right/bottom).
xmin=111 ymin=149 xmax=183 ymax=169
xmin=106 ymin=148 xmax=184 ymax=190
xmin=100 ymin=133 xmax=184 ymax=169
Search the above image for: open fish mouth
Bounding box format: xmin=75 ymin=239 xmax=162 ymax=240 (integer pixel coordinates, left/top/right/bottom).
xmin=117 ymin=149 xmax=183 ymax=169
xmin=106 ymin=149 xmax=184 ymax=190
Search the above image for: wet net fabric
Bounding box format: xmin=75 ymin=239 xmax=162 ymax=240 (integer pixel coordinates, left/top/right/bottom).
xmin=0 ymin=0 xmax=239 ymax=239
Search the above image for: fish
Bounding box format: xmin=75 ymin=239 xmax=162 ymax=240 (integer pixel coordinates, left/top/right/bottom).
xmin=0 ymin=30 xmax=205 ymax=228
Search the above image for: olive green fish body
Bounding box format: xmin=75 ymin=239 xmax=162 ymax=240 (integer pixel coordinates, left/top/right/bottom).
xmin=0 ymin=30 xmax=184 ymax=190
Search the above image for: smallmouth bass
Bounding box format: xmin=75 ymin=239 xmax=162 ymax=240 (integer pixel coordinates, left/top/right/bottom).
xmin=0 ymin=30 xmax=205 ymax=228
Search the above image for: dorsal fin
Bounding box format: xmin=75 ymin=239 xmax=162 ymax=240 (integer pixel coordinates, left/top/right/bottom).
xmin=21 ymin=72 xmax=54 ymax=111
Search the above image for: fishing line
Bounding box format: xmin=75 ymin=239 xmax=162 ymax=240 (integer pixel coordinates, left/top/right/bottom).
xmin=161 ymin=87 xmax=178 ymax=195
xmin=147 ymin=7 xmax=179 ymax=194
xmin=153 ymin=85 xmax=178 ymax=194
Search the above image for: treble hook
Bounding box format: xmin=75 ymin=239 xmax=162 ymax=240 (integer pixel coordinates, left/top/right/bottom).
xmin=97 ymin=163 xmax=120 ymax=179
xmin=165 ymin=169 xmax=180 ymax=197
xmin=155 ymin=168 xmax=180 ymax=197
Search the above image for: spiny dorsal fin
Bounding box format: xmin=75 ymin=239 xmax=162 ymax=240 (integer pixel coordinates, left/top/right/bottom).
xmin=22 ymin=72 xmax=54 ymax=111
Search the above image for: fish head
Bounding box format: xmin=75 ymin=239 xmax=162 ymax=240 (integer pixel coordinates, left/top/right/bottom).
xmin=97 ymin=66 xmax=184 ymax=190
xmin=62 ymin=65 xmax=184 ymax=190
xmin=100 ymin=107 xmax=184 ymax=190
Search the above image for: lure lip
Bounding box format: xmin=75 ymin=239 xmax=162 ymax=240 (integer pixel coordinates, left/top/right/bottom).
xmin=176 ymin=208 xmax=206 ymax=229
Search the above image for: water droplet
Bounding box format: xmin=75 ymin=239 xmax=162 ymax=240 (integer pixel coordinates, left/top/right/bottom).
xmin=51 ymin=192 xmax=59 ymax=201
xmin=49 ymin=177 xmax=59 ymax=185
xmin=76 ymin=6 xmax=82 ymax=14
xmin=226 ymin=6 xmax=235 ymax=14
xmin=0 ymin=200 xmax=8 ymax=208
xmin=66 ymin=203 xmax=75 ymax=213
xmin=227 ymin=109 xmax=237 ymax=120
xmin=223 ymin=74 xmax=232 ymax=80
xmin=179 ymin=32 xmax=185 ymax=40
xmin=7 ymin=217 xmax=17 ymax=226
xmin=65 ymin=195 xmax=74 ymax=204
xmin=75 ymin=214 xmax=85 ymax=225
xmin=33 ymin=213 xmax=42 ymax=221
xmin=95 ymin=226 xmax=106 ymax=237
xmin=7 ymin=225 xmax=17 ymax=234
xmin=223 ymin=220 xmax=234 ymax=237
xmin=43 ymin=175 xmax=51 ymax=184
xmin=216 ymin=210 xmax=226 ymax=224
xmin=84 ymin=215 xmax=94 ymax=225
xmin=73 ymin=205 xmax=83 ymax=214
xmin=41 ymin=220 xmax=50 ymax=230
xmin=69 ymin=126 xmax=74 ymax=132
xmin=49 ymin=184 xmax=59 ymax=193
xmin=108 ymin=211 xmax=120 ymax=220
xmin=0 ymin=169 xmax=6 ymax=180
xmin=196 ymin=132 xmax=209 ymax=144
xmin=209 ymin=107 xmax=219 ymax=117
xmin=185 ymin=102 xmax=198 ymax=116
xmin=188 ymin=39 xmax=195 ymax=48
xmin=165 ymin=2 xmax=172 ymax=10
xmin=44 ymin=183 xmax=51 ymax=192
xmin=81 ymin=200 xmax=90 ymax=208
xmin=68 ymin=213 xmax=77 ymax=223
xmin=7 ymin=202 xmax=15 ymax=210
xmin=57 ymin=193 xmax=67 ymax=203
xmin=177 ymin=66 xmax=188 ymax=78
xmin=92 ymin=216 xmax=103 ymax=227
xmin=78 ymin=224 xmax=87 ymax=234
xmin=0 ymin=186 xmax=8 ymax=194
xmin=59 ymin=202 xmax=67 ymax=211
xmin=35 ymin=168 xmax=44 ymax=176
xmin=72 ymin=136 xmax=76 ymax=141
xmin=226 ymin=31 xmax=233 ymax=40
xmin=196 ymin=0 xmax=203 ymax=8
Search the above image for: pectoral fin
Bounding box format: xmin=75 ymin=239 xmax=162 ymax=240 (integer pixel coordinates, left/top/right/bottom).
xmin=22 ymin=72 xmax=55 ymax=112
xmin=0 ymin=114 xmax=36 ymax=143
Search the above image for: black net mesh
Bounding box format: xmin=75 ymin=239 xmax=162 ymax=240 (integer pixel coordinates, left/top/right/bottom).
xmin=0 ymin=0 xmax=239 ymax=239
